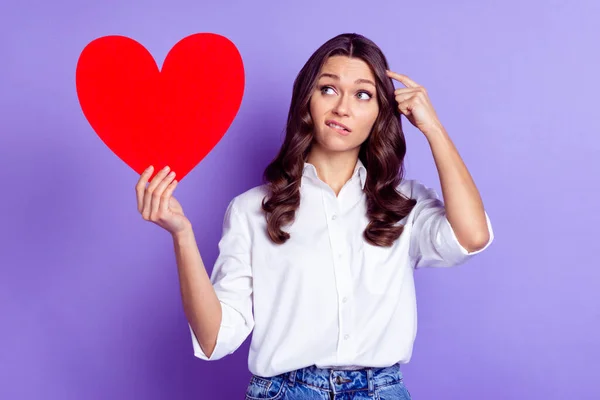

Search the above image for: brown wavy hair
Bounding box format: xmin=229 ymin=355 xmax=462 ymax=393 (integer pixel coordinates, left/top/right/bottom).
xmin=261 ymin=33 xmax=417 ymax=247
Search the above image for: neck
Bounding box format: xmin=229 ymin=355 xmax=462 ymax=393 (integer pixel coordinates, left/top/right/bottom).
xmin=306 ymin=146 xmax=360 ymax=196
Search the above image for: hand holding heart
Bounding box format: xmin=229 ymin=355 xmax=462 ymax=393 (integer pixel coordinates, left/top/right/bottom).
xmin=386 ymin=70 xmax=444 ymax=136
xmin=76 ymin=33 xmax=244 ymax=236
xmin=135 ymin=165 xmax=192 ymax=236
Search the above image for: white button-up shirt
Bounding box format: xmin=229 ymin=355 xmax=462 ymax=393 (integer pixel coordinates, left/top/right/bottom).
xmin=189 ymin=159 xmax=494 ymax=377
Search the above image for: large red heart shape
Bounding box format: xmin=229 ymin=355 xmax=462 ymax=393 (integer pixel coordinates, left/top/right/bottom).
xmin=76 ymin=32 xmax=245 ymax=182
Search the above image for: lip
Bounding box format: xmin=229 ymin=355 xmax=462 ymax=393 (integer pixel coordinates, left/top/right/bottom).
xmin=325 ymin=120 xmax=352 ymax=134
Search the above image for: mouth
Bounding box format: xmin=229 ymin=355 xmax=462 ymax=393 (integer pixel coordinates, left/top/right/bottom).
xmin=325 ymin=120 xmax=351 ymax=136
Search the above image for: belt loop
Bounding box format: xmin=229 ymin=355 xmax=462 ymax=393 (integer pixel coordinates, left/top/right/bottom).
xmin=367 ymin=368 xmax=374 ymax=397
xmin=287 ymin=369 xmax=297 ymax=387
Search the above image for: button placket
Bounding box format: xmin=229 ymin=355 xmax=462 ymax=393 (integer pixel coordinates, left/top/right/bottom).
xmin=325 ymin=196 xmax=356 ymax=356
xmin=329 ymin=202 xmax=346 ymax=349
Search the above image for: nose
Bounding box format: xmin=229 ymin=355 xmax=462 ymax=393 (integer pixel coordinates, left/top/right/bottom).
xmin=333 ymin=94 xmax=350 ymax=116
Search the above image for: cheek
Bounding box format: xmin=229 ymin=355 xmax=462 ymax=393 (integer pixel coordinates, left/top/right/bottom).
xmin=357 ymin=107 xmax=379 ymax=131
xmin=309 ymin=98 xmax=324 ymax=122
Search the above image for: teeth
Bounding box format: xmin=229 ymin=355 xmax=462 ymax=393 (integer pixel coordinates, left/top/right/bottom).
xmin=328 ymin=122 xmax=348 ymax=131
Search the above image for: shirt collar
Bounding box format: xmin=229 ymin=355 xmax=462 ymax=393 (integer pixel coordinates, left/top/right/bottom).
xmin=302 ymin=158 xmax=367 ymax=189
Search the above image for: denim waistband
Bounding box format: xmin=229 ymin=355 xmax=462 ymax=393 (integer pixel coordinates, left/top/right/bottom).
xmin=284 ymin=363 xmax=403 ymax=396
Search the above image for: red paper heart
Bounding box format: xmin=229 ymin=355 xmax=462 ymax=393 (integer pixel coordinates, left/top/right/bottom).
xmin=76 ymin=32 xmax=245 ymax=182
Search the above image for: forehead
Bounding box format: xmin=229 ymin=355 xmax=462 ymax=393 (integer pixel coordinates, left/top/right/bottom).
xmin=319 ymin=55 xmax=375 ymax=81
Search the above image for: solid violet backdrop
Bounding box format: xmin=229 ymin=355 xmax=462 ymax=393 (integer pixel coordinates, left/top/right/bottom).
xmin=1 ymin=0 xmax=598 ymax=399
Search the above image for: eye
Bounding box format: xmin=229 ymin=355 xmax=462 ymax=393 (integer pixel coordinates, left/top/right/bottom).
xmin=357 ymin=90 xmax=373 ymax=100
xmin=320 ymin=85 xmax=335 ymax=95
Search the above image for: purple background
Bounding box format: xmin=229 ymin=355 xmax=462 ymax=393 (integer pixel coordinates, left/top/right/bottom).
xmin=1 ymin=0 xmax=598 ymax=398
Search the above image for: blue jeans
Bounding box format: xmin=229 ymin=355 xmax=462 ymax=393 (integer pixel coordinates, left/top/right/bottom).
xmin=245 ymin=363 xmax=412 ymax=399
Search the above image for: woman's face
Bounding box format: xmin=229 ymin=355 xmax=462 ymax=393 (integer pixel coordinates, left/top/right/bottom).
xmin=309 ymin=55 xmax=379 ymax=154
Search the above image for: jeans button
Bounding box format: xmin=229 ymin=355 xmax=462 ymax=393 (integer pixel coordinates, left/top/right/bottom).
xmin=336 ymin=376 xmax=342 ymax=384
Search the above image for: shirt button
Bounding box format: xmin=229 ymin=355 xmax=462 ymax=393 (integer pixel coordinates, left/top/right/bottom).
xmin=331 ymin=214 xmax=337 ymax=220
xmin=342 ymin=297 xmax=348 ymax=303
xmin=344 ymin=334 xmax=350 ymax=340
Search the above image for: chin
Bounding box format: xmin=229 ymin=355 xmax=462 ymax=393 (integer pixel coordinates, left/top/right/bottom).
xmin=315 ymin=137 xmax=359 ymax=154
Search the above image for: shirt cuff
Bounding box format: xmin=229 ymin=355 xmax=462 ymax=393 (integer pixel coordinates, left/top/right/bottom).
xmin=188 ymin=303 xmax=240 ymax=361
xmin=442 ymin=210 xmax=494 ymax=259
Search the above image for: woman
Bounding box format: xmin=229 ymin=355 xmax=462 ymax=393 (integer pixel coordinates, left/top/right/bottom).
xmin=135 ymin=33 xmax=494 ymax=399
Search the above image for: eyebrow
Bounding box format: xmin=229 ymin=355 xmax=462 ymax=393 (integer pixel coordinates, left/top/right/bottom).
xmin=318 ymin=73 xmax=376 ymax=88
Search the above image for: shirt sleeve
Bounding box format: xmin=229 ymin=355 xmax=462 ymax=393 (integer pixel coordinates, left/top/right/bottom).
xmin=407 ymin=180 xmax=494 ymax=269
xmin=188 ymin=196 xmax=254 ymax=360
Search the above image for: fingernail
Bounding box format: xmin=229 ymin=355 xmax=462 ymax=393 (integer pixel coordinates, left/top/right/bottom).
xmin=146 ymin=165 xmax=153 ymax=171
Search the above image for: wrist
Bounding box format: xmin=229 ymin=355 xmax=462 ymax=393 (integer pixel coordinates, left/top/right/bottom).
xmin=172 ymin=224 xmax=194 ymax=242
xmin=424 ymin=124 xmax=449 ymax=143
